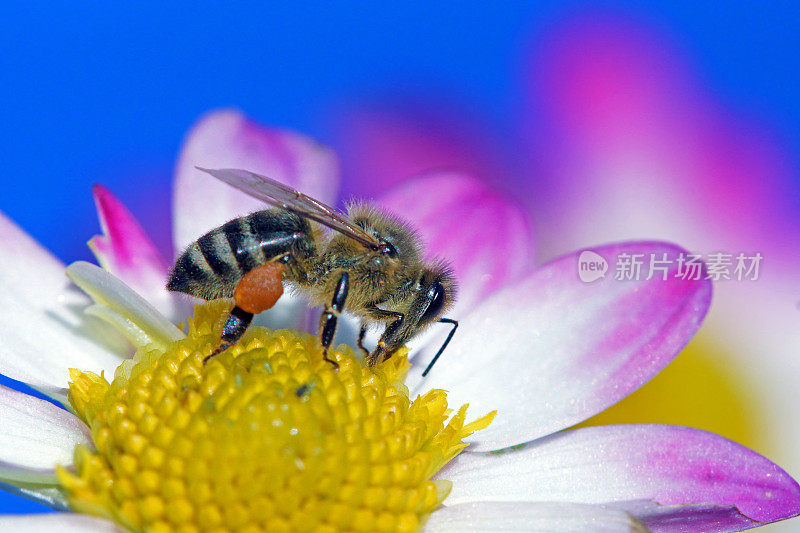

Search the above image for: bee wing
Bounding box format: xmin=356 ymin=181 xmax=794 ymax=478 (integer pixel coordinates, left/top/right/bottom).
xmin=196 ymin=167 xmax=381 ymax=249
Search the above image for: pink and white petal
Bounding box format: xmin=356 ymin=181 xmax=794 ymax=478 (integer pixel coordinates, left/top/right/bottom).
xmin=173 ymin=109 xmax=340 ymax=254
xmin=440 ymin=424 xmax=800 ymax=529
xmin=620 ymin=500 xmax=775 ymax=533
xmin=414 ymin=242 xmax=711 ymax=450
xmin=376 ymin=171 xmax=534 ymax=316
xmin=89 ymin=185 xmax=185 ymax=321
xmin=333 ymin=102 xmax=513 ymax=200
xmin=424 ymin=501 xmax=645 ymax=532
xmin=0 ymin=212 xmax=129 ymax=394
xmin=528 ymin=16 xmax=800 ymax=268
xmin=0 ymin=514 xmax=118 ymax=532
xmin=0 ymin=385 xmax=91 ymax=484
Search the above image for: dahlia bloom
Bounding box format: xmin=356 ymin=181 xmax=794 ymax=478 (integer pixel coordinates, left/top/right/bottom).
xmin=0 ymin=110 xmax=798 ymax=531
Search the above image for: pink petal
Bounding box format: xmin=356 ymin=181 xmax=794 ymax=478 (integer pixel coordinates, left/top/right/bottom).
xmin=440 ymin=424 xmax=800 ymax=530
xmin=173 ymin=109 xmax=340 ymax=254
xmin=415 ymin=241 xmax=711 ymax=450
xmin=0 ymin=211 xmax=128 ymax=393
xmin=89 ymin=184 xmax=183 ymax=320
xmin=333 ymin=102 xmax=512 ymax=200
xmin=376 ymin=171 xmax=534 ymax=316
xmin=622 ymin=500 xmax=773 ymax=533
xmin=425 ymin=501 xmax=645 ymax=532
xmin=528 ymin=16 xmax=800 ymax=267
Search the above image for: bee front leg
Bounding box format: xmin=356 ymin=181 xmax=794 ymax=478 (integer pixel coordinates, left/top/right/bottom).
xmin=317 ymin=271 xmax=349 ymax=370
xmin=356 ymin=324 xmax=369 ymax=358
xmin=366 ymin=310 xmax=405 ymax=366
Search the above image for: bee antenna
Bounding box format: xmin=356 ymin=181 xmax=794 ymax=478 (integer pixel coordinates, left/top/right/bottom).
xmin=421 ymin=318 xmax=458 ymax=377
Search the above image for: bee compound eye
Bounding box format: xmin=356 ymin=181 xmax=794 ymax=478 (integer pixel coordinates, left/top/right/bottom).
xmin=420 ymin=281 xmax=446 ymax=323
xmin=379 ymin=242 xmax=397 ymax=257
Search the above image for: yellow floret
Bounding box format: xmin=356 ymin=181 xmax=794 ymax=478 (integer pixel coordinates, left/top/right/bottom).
xmin=58 ymin=301 xmax=495 ymax=532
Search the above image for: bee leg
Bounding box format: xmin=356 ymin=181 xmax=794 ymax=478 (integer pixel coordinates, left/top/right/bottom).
xmin=204 ymin=261 xmax=286 ymax=365
xmin=366 ymin=310 xmax=404 ymax=366
xmin=318 ymin=271 xmax=349 ymax=370
xmin=203 ymin=306 xmax=254 ymax=364
xmin=356 ymin=325 xmax=369 ymax=358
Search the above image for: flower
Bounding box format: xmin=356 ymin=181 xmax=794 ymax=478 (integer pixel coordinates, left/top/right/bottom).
xmin=58 ymin=281 xmax=494 ymax=532
xmin=0 ymin=109 xmax=798 ymax=531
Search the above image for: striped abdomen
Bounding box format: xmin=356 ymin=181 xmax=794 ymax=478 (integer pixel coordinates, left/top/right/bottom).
xmin=167 ymin=210 xmax=313 ymax=300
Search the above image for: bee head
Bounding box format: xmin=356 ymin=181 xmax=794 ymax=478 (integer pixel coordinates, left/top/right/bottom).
xmin=417 ymin=262 xmax=457 ymax=327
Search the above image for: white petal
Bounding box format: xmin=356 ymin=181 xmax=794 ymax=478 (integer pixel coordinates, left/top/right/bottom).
xmin=0 ymin=385 xmax=90 ymax=483
xmin=173 ymin=109 xmax=339 ymax=254
xmin=66 ymin=262 xmax=185 ymax=351
xmin=0 ymin=212 xmax=129 ymax=392
xmin=424 ymin=501 xmax=645 ymax=532
xmin=0 ymin=513 xmax=118 ymax=532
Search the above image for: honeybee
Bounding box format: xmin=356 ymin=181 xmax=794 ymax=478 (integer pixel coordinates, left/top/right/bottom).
xmin=168 ymin=168 xmax=458 ymax=375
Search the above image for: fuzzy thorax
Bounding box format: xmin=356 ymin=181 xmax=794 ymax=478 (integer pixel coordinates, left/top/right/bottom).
xmin=59 ymin=301 xmax=494 ymax=532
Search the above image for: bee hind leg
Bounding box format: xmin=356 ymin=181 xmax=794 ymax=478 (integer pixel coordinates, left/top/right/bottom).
xmin=204 ymin=261 xmax=286 ymax=364
xmin=317 ymin=271 xmax=349 ymax=370
xmin=203 ymin=306 xmax=254 ymax=364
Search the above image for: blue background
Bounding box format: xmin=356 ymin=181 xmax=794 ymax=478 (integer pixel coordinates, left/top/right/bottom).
xmin=0 ymin=1 xmax=798 ymax=514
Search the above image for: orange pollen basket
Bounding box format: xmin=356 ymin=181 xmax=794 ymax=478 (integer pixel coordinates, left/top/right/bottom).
xmin=234 ymin=262 xmax=285 ymax=314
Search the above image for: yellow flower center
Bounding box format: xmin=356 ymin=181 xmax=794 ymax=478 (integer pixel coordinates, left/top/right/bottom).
xmin=58 ymin=302 xmax=495 ymax=532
